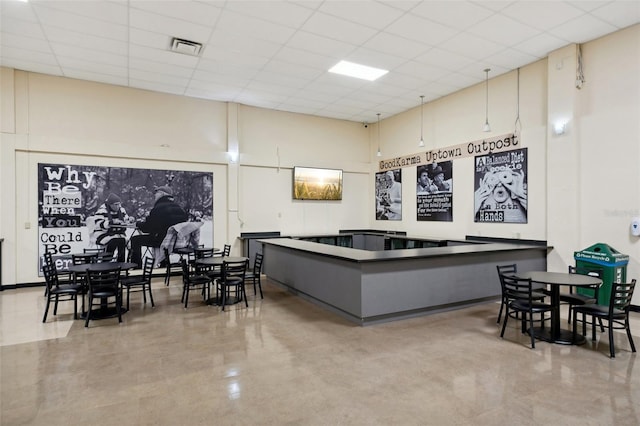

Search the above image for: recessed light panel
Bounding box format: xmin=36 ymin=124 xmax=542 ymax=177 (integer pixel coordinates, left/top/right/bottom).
xmin=328 ymin=60 xmax=388 ymax=81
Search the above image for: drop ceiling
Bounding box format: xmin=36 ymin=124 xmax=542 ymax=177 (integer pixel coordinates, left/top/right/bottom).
xmin=1 ymin=0 xmax=639 ymax=123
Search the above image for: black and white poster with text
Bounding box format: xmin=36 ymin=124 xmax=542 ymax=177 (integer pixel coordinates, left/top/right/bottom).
xmin=474 ymin=148 xmax=527 ymax=223
xmin=38 ymin=163 xmax=213 ymax=274
xmin=375 ymin=169 xmax=402 ymax=220
xmin=416 ymin=161 xmax=453 ymax=222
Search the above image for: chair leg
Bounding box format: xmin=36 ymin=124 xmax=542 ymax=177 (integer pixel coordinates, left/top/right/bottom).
xmin=529 ymin=312 xmax=535 ymax=349
xmin=42 ymin=298 xmax=51 ymax=323
xmin=591 ymin=315 xmax=597 ymax=342
xmin=53 ymin=295 xmax=59 ymax=315
xmin=184 ymin=285 xmax=190 ymax=308
xmin=609 ymin=322 xmax=615 ymax=358
xmin=242 ymin=284 xmax=248 ymax=307
xmin=116 ymin=292 xmax=122 ymax=323
xmin=126 ymin=287 xmax=131 ymax=310
xmin=500 ymin=305 xmax=509 ymax=338
xmin=148 ymin=283 xmax=155 ymax=307
xmin=497 ymin=300 xmax=505 ymax=324
xmin=221 ymin=284 xmax=227 ymax=311
xmin=626 ymin=321 xmax=636 ymax=353
xmin=257 ymin=277 xmax=263 ymax=299
xmin=73 ymin=295 xmax=78 ymax=320
xmin=572 ymin=309 xmax=578 ymax=343
xmin=84 ymin=297 xmax=92 ymax=327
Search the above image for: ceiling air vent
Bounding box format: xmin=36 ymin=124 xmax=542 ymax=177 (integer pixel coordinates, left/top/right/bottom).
xmin=170 ymin=37 xmax=203 ymax=56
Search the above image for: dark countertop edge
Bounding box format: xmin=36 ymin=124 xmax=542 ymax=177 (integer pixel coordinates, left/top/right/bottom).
xmin=259 ymin=237 xmax=552 ymax=263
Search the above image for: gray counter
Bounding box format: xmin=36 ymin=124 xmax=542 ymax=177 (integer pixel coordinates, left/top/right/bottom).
xmin=261 ymin=237 xmax=549 ymax=325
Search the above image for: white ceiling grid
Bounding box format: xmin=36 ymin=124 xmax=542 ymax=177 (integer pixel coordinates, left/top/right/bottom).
xmin=1 ymin=0 xmax=638 ymax=123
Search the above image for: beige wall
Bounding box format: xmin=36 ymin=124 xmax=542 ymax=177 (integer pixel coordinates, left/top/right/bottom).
xmin=1 ymin=24 xmax=639 ymax=299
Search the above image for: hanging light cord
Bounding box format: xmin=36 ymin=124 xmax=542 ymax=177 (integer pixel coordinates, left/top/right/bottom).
xmin=576 ymin=44 xmax=585 ymax=89
xmin=419 ymin=95 xmax=424 ymax=146
xmin=514 ymin=68 xmax=522 ymax=135
xmin=376 ymin=113 xmax=381 ymax=156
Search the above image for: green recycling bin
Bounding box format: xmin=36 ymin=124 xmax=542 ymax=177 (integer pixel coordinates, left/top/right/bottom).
xmin=573 ymin=243 xmax=629 ymax=306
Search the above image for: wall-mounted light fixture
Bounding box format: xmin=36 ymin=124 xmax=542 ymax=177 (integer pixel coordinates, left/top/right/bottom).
xmin=483 ymin=68 xmax=491 ymax=132
xmin=553 ymin=120 xmax=567 ymax=135
xmin=419 ymin=95 xmax=425 ymax=148
xmin=376 ymin=113 xmax=382 ymax=157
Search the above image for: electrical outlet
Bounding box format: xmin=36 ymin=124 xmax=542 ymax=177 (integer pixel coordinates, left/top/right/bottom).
xmin=25 ymin=222 xmax=31 ymax=229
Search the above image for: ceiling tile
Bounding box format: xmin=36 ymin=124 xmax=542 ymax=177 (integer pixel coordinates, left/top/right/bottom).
xmin=384 ymin=14 xmax=458 ymax=45
xmin=223 ymin=0 xmax=314 ymax=28
xmin=549 ymin=14 xmax=619 ymax=43
xmin=129 ymin=8 xmax=212 ymax=43
xmin=0 ymin=0 xmax=637 ymax=122
xmin=301 ymin=12 xmax=379 ymax=45
xmin=500 ymin=2 xmax=586 ymax=31
xmin=588 ymin=1 xmax=640 ymax=29
xmin=466 ymin=13 xmax=543 ymax=46
xmin=410 ymin=1 xmax=494 ymax=30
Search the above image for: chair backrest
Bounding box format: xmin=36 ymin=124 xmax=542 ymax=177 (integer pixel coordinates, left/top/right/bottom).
xmin=195 ymin=248 xmax=214 ymax=259
xmin=42 ymin=263 xmax=60 ymax=290
xmin=141 ymin=257 xmax=154 ymax=281
xmin=609 ymin=279 xmax=636 ymax=314
xmin=94 ymin=252 xmax=116 ymax=263
xmin=496 ymin=264 xmax=517 ymax=276
xmin=500 ymin=274 xmax=534 ymax=302
xmin=568 ymin=265 xmax=603 ymax=278
xmin=253 ymin=253 xmax=264 ymax=274
xmin=222 ymin=259 xmax=248 ymax=283
xmin=72 ymin=253 xmax=96 ymax=265
xmin=223 ymin=244 xmax=231 ymax=257
xmin=180 ymin=259 xmax=190 ymax=282
xmin=87 ymin=267 xmax=121 ymax=290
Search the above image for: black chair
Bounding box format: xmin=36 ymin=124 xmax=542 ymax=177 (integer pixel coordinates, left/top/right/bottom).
xmin=222 ymin=244 xmax=231 ymax=257
xmin=84 ymin=266 xmax=123 ymax=327
xmin=216 ymin=259 xmax=249 ymax=311
xmin=42 ymin=263 xmax=83 ymax=322
xmin=121 ymin=257 xmax=154 ymax=310
xmin=180 ymin=259 xmax=211 ymax=308
xmin=572 ymin=279 xmax=636 ymax=358
xmin=93 ymin=252 xmax=116 ymax=263
xmin=499 ymin=274 xmax=553 ymax=349
xmin=244 ymin=253 xmax=264 ymax=299
xmin=495 ymin=264 xmax=546 ymax=324
xmin=163 ymin=248 xmax=182 ymax=286
xmin=564 ymin=266 xmax=604 ymax=333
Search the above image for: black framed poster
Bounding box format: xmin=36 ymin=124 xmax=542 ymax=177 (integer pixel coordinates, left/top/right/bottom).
xmin=474 ymin=148 xmax=528 ymax=223
xmin=417 ymin=161 xmax=453 ymax=222
xmin=38 ymin=163 xmax=213 ymax=274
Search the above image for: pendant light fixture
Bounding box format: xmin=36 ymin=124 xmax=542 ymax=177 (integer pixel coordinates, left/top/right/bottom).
xmin=514 ymin=68 xmax=522 ymax=136
xmin=418 ymin=95 xmax=425 ymax=148
xmin=376 ymin=113 xmax=382 ymax=157
xmin=482 ymin=68 xmax=491 ymax=132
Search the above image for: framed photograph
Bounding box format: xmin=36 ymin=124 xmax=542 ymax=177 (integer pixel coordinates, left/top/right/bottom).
xmin=293 ymin=167 xmax=343 ymax=200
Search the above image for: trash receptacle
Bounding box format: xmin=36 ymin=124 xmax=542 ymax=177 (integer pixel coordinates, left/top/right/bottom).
xmin=573 ymin=243 xmax=629 ymax=306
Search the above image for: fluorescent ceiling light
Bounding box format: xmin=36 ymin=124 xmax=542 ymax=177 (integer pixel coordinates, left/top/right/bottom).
xmin=328 ymin=60 xmax=388 ymax=81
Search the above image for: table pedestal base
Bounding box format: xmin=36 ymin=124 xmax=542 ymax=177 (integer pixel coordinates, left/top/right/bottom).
xmin=531 ymin=327 xmax=586 ymax=345
xmin=206 ymin=297 xmax=241 ymax=306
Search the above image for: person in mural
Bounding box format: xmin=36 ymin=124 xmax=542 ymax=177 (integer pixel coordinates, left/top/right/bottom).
xmin=377 ymin=170 xmax=402 ymax=220
xmin=416 ymin=166 xmax=435 ymax=194
xmin=474 ymin=166 xmax=527 ymax=222
xmin=87 ymin=193 xmax=133 ymax=262
xmin=130 ymin=185 xmax=188 ymax=267
xmin=429 ymin=164 xmax=451 ymax=192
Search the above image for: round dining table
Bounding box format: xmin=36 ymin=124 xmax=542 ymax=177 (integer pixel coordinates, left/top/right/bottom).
xmin=68 ymin=261 xmax=137 ymax=319
xmin=194 ymin=256 xmax=248 ymax=306
xmin=515 ymin=271 xmax=602 ymax=345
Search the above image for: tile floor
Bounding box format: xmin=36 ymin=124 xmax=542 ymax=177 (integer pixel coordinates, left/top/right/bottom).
xmin=1 ymin=276 xmax=639 ymax=426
